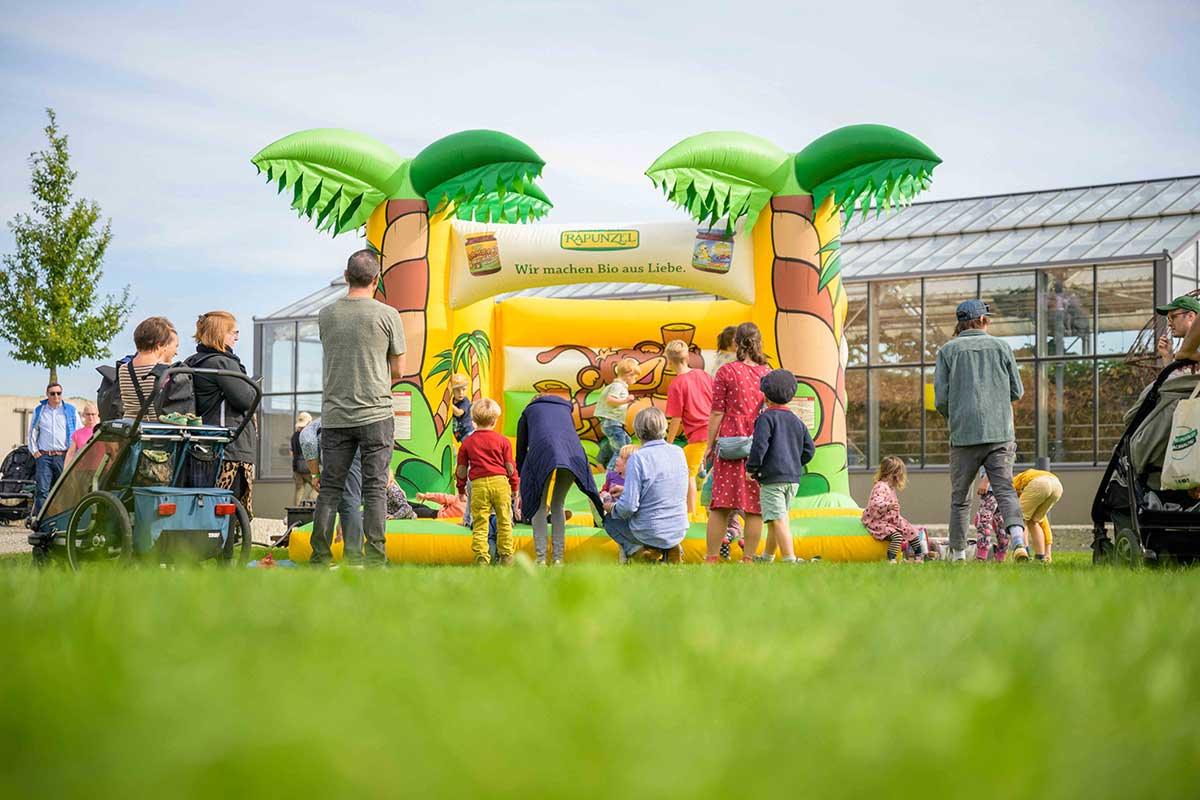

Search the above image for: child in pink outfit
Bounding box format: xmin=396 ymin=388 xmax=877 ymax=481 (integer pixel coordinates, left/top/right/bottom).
xmin=861 ymin=457 xmax=929 ymax=563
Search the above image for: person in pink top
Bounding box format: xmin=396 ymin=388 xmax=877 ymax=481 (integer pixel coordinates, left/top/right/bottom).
xmin=861 ymin=456 xmax=929 ymax=563
xmin=65 ymin=402 xmax=101 ymax=467
xmin=664 ymin=339 xmax=713 ymax=517
xmin=703 ymin=322 xmax=771 ymax=563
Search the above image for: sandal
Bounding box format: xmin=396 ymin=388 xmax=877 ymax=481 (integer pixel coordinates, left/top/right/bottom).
xmin=160 ymin=412 xmax=189 ymax=426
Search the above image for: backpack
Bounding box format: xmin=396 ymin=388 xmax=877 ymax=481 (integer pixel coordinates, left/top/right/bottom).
xmin=0 ymin=446 xmax=35 ymax=482
xmin=97 ymin=359 xmax=196 ymax=422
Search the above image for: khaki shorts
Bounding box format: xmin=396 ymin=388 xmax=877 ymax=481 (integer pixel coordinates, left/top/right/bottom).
xmin=759 ymin=482 xmax=797 ymax=523
xmin=1019 ymin=475 xmax=1063 ymax=523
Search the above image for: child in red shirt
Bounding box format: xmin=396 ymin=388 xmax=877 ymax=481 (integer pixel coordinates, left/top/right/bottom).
xmin=456 ymin=398 xmax=519 ymax=565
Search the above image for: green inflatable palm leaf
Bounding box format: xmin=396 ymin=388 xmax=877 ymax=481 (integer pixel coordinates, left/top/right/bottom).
xmin=793 ymin=124 xmax=941 ymax=225
xmin=646 ymin=132 xmax=791 ymax=234
xmin=251 ymin=129 xmax=411 ymax=236
xmin=410 ymin=130 xmax=548 ymax=220
xmin=452 ymin=181 xmax=553 ymax=224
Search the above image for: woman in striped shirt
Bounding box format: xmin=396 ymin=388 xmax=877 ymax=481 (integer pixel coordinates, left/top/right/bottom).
xmin=118 ymin=316 xmax=179 ymax=421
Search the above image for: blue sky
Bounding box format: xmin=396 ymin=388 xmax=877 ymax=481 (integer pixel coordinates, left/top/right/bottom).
xmin=1 ymin=0 xmax=1198 ymax=397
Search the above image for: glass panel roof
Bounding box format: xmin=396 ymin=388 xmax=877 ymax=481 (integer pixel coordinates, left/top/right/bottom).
xmin=874 ymin=203 xmax=947 ymax=238
xmin=1100 ymin=181 xmax=1173 ymax=220
xmin=1020 ymin=189 xmax=1086 ymax=226
xmin=1164 ymin=182 xmax=1200 ymax=214
xmin=1133 ymin=178 xmax=1200 ymax=216
xmin=973 ymin=194 xmax=1034 ymax=231
xmin=1121 ymin=217 xmax=1188 ymax=255
xmin=1159 ymin=225 xmax=1200 ymax=256
xmin=944 ymin=196 xmax=1006 ymax=232
xmin=1072 ymin=183 xmax=1140 ymax=223
xmin=1017 ymin=224 xmax=1090 ymax=263
xmin=989 ymin=192 xmax=1057 ymax=229
xmin=1001 ymin=226 xmax=1063 ymax=264
xmin=1040 ymin=185 xmax=1116 ymax=226
xmin=925 ymin=198 xmax=990 ymax=236
xmin=966 ymin=227 xmax=1038 ymax=267
xmin=1053 ymin=221 xmax=1125 ymax=261
xmin=1078 ymin=218 xmax=1153 ymax=259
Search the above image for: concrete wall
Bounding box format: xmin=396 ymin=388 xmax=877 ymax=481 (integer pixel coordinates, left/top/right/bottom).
xmin=254 ymin=478 xmax=295 ymax=520
xmin=0 ymin=395 xmax=42 ymax=457
xmin=849 ymin=467 xmax=1104 ymax=526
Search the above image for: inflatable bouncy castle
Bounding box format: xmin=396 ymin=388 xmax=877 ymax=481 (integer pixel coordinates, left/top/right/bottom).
xmin=251 ymin=125 xmax=941 ymax=562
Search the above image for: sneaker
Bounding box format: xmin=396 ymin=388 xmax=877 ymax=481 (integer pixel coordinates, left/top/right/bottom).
xmin=551 ymin=558 xmax=564 ymax=566
xmin=1012 ymin=546 xmax=1030 ymax=561
xmin=498 ymin=554 xmax=514 ymax=566
xmin=535 ymin=557 xmax=547 ymax=566
xmin=975 ymin=541 xmax=989 ymax=561
xmin=949 ymin=548 xmax=968 ymax=562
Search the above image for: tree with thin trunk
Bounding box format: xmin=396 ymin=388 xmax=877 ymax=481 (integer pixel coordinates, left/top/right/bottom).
xmin=0 ymin=109 xmax=132 ymax=384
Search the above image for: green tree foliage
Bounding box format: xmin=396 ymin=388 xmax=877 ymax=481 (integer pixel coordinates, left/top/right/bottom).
xmin=0 ymin=109 xmax=132 ymax=384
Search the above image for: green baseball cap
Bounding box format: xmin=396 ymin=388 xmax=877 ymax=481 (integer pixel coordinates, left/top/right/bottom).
xmin=1155 ymin=296 xmax=1200 ymax=315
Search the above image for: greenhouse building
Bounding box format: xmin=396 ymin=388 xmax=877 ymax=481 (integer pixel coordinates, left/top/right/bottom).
xmin=254 ymin=174 xmax=1200 ymax=522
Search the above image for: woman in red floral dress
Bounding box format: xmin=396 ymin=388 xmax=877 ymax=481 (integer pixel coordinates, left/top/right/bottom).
xmin=703 ymin=322 xmax=771 ymax=562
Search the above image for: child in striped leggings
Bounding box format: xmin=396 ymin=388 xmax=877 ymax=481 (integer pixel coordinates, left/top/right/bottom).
xmin=861 ymin=457 xmax=929 ymax=563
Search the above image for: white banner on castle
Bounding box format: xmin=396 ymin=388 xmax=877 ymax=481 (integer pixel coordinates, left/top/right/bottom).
xmin=447 ymin=220 xmax=755 ymax=309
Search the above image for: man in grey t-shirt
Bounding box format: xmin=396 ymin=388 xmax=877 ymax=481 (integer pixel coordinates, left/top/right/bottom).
xmin=310 ymin=249 xmax=406 ymax=567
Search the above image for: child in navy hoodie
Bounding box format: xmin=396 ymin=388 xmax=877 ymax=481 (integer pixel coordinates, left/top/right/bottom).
xmin=747 ymin=369 xmax=815 ymax=563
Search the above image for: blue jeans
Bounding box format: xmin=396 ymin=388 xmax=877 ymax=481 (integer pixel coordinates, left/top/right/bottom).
xmin=600 ymin=419 xmax=631 ymax=470
xmin=604 ymin=515 xmax=647 ymax=558
xmin=34 ymin=453 xmax=64 ymax=515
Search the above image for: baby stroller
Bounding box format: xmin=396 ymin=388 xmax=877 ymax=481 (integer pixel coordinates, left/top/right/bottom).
xmin=0 ymin=446 xmax=36 ymax=525
xmin=1091 ymin=359 xmax=1200 ymax=566
xmin=27 ymin=367 xmax=261 ymax=570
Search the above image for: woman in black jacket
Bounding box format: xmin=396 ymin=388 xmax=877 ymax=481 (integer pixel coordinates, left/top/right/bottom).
xmin=186 ymin=311 xmax=259 ymax=515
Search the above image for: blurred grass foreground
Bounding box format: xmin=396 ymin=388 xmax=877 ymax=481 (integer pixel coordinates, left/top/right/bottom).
xmin=2 ymin=554 xmax=1199 ymax=798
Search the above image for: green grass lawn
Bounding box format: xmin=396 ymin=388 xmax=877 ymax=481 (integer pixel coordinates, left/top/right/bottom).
xmin=2 ymin=553 xmax=1198 ymax=798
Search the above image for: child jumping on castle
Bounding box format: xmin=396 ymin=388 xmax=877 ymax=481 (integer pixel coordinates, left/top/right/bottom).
xmin=861 ymin=456 xmax=929 ymax=563
xmin=456 ymin=398 xmax=518 ymax=565
xmin=746 ymin=369 xmax=815 ymax=563
xmin=450 ymin=373 xmax=475 ymax=444
xmin=595 ymin=357 xmax=640 ymax=469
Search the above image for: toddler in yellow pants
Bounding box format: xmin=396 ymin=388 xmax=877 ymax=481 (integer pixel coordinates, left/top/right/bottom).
xmin=455 ymin=398 xmax=519 ymax=564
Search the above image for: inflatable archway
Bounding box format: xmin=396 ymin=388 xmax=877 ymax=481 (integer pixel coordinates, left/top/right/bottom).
xmin=251 ymin=126 xmax=941 ymax=562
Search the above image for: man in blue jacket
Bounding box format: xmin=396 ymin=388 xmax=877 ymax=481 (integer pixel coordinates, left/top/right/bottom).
xmin=28 ymin=383 xmax=78 ymax=514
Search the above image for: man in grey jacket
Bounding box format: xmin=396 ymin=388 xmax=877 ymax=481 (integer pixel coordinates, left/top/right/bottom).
xmin=934 ymin=300 xmax=1029 ymax=561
